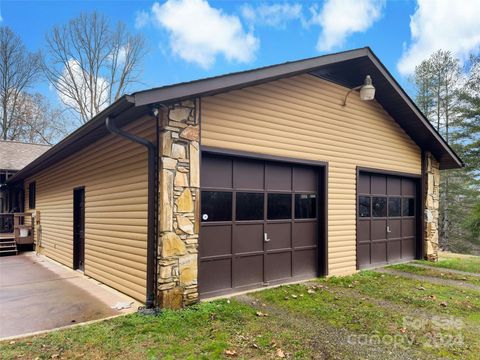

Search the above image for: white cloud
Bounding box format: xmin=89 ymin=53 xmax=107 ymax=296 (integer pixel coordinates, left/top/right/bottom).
xmin=310 ymin=0 xmax=385 ymax=52
xmin=150 ymin=0 xmax=259 ymax=69
xmin=109 ymin=45 xmax=127 ymax=65
xmin=241 ymin=3 xmax=303 ymax=29
xmin=57 ymin=59 xmax=109 ymax=119
xmin=135 ymin=10 xmax=150 ymax=29
xmin=398 ymin=0 xmax=480 ymax=75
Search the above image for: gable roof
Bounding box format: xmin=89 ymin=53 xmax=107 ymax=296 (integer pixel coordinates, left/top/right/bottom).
xmin=0 ymin=140 xmax=51 ymax=171
xmin=131 ymin=47 xmax=462 ymax=169
xmin=9 ymin=47 xmax=462 ymax=183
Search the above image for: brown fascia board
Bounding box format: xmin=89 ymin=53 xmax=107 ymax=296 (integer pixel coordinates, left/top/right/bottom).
xmin=8 ymin=47 xmax=462 ymax=183
xmin=133 ymin=47 xmax=462 ymax=169
xmin=132 ymin=47 xmax=371 ymax=106
xmin=365 ymin=51 xmax=464 ymax=170
xmin=8 ymin=96 xmax=135 ymax=183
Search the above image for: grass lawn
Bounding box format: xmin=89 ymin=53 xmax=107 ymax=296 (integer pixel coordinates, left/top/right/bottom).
xmin=415 ymin=255 xmax=480 ymax=274
xmin=0 ymin=301 xmax=311 ymax=360
xmin=255 ymin=271 xmax=480 ymax=359
xmin=2 ymin=259 xmax=479 ymax=359
xmin=388 ymin=263 xmax=480 ymax=286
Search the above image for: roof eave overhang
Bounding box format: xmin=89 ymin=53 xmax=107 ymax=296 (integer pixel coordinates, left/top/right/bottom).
xmin=7 ymin=95 xmax=139 ymax=183
xmin=365 ymin=51 xmax=463 ymax=170
xmin=132 ymin=48 xmax=372 ymax=106
xmin=8 ymin=47 xmax=463 ymax=183
xmin=132 ymin=48 xmax=462 ymax=170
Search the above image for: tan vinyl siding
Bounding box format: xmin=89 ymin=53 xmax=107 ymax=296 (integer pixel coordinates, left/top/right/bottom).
xmin=24 ymin=116 xmax=155 ymax=301
xmin=201 ymin=74 xmax=421 ymax=275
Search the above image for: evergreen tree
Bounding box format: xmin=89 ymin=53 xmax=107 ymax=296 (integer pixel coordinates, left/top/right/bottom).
xmin=413 ymin=50 xmax=480 ymax=253
xmin=456 ymin=54 xmax=480 ymax=250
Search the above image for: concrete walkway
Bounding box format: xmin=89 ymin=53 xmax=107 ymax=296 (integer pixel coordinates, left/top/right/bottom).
xmin=0 ymin=252 xmax=140 ymax=339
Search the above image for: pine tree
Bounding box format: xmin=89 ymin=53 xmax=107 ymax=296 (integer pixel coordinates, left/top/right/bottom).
xmin=412 ymin=50 xmax=480 ymax=253
xmin=456 ymin=53 xmax=480 ymax=250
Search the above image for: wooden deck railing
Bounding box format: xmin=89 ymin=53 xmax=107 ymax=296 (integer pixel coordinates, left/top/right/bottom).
xmin=0 ymin=213 xmax=14 ymax=233
xmin=0 ymin=213 xmax=34 ymax=244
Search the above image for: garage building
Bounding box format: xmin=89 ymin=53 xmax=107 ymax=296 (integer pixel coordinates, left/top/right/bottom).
xmin=8 ymin=48 xmax=463 ymax=308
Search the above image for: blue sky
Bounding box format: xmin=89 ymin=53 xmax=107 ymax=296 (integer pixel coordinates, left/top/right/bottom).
xmin=1 ymin=0 xmax=480 ymax=105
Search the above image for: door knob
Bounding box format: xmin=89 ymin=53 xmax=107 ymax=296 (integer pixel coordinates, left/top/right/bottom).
xmin=264 ymin=233 xmax=271 ymax=242
xmin=387 ymin=226 xmax=391 ymax=233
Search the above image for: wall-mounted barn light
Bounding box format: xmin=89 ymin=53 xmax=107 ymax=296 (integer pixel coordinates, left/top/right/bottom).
xmin=342 ymin=75 xmax=375 ymax=107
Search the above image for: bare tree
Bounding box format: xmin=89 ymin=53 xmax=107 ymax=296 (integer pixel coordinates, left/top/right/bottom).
xmin=0 ymin=27 xmax=42 ymax=140
xmin=43 ymin=12 xmax=147 ymax=124
xmin=12 ymin=93 xmax=70 ymax=145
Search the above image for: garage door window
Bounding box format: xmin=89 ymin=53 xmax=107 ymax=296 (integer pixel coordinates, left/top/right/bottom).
xmin=267 ymin=193 xmax=292 ymax=219
xmin=372 ymin=197 xmax=387 ymax=217
xmin=388 ymin=197 xmax=402 ymax=217
xmin=359 ymin=196 xmax=371 ymax=217
xmin=201 ymin=191 xmax=232 ymax=222
xmin=236 ymin=192 xmax=264 ymax=220
xmin=403 ymin=198 xmax=415 ymax=217
xmin=295 ymin=194 xmax=317 ymax=219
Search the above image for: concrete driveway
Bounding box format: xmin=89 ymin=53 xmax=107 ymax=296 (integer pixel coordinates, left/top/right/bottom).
xmin=0 ymin=252 xmax=139 ymax=339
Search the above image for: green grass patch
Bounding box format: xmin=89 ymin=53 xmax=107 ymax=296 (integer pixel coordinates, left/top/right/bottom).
xmin=254 ymin=272 xmax=480 ymax=359
xmin=0 ymin=300 xmax=309 ymax=360
xmin=324 ymin=271 xmax=480 ymax=318
xmin=3 ymin=269 xmax=480 ymax=360
xmin=415 ymin=256 xmax=480 ymax=274
xmin=255 ymin=283 xmax=401 ymax=336
xmin=388 ymin=263 xmax=480 ymax=286
xmin=325 ymin=272 xmax=480 ymax=359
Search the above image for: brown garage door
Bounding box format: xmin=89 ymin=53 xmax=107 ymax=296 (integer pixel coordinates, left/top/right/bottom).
xmin=199 ymin=153 xmax=320 ymax=298
xmin=357 ymin=171 xmax=419 ymax=269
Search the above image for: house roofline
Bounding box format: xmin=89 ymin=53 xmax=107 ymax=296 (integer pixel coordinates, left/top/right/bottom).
xmin=8 ymin=47 xmax=463 ymax=183
xmin=130 ymin=46 xmax=462 ymax=169
xmin=132 ymin=47 xmax=372 ymax=105
xmin=365 ymin=49 xmax=463 ymax=169
xmin=8 ymin=95 xmax=136 ymax=183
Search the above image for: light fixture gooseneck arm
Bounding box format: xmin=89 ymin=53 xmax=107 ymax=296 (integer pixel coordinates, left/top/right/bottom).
xmin=341 ymin=75 xmax=375 ymax=107
xmin=342 ymin=85 xmax=362 ymax=107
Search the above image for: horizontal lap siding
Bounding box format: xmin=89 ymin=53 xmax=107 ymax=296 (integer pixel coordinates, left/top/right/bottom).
xmin=201 ymin=74 xmax=421 ymax=275
xmin=24 ymin=116 xmax=155 ymax=301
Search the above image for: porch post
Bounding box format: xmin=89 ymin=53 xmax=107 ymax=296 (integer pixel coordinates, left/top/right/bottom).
xmin=424 ymin=151 xmax=440 ymax=261
xmin=157 ymin=99 xmax=200 ymax=309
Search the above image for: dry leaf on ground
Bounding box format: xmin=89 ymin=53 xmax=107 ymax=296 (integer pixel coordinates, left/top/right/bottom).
xmin=276 ymin=348 xmax=286 ymax=358
xmin=224 ymin=349 xmax=237 ymax=356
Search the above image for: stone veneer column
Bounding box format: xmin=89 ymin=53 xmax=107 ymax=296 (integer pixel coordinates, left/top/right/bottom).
xmin=424 ymin=151 xmax=440 ymax=261
xmin=157 ymin=99 xmax=200 ymax=309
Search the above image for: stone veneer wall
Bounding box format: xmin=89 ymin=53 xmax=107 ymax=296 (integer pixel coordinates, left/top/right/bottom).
xmin=424 ymin=151 xmax=440 ymax=261
xmin=157 ymin=100 xmax=200 ymax=309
